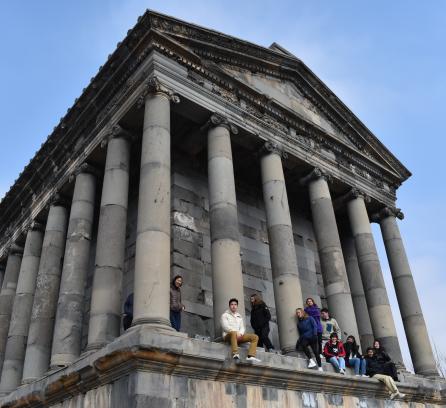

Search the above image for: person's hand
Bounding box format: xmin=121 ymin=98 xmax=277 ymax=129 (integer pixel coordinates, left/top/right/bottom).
xmin=236 ymin=333 xmax=243 ymax=341
xmin=182 ymin=305 xmax=185 ymax=311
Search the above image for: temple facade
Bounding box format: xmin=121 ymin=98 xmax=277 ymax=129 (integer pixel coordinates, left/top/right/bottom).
xmin=0 ymin=10 xmax=444 ymax=408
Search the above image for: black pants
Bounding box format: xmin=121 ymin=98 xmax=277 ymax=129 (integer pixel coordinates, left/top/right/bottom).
xmin=123 ymin=315 xmax=133 ymax=331
xmin=296 ymin=336 xmax=321 ymax=367
xmin=254 ymin=325 xmax=274 ymax=350
xmin=318 ymin=332 xmax=322 ymax=356
xmin=383 ymin=361 xmax=398 ymax=381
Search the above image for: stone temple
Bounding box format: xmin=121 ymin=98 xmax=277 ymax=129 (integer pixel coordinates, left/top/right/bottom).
xmin=0 ymin=9 xmax=444 ymax=408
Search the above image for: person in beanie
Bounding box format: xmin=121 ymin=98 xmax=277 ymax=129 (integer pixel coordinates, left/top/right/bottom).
xmin=250 ymin=293 xmax=274 ymax=352
xmin=304 ymin=298 xmax=323 ymax=356
xmin=295 ymin=308 xmax=323 ymax=371
xmin=323 ymin=332 xmax=346 ymax=374
xmin=365 ymin=348 xmax=405 ymax=400
xmin=170 ymin=275 xmax=185 ymax=331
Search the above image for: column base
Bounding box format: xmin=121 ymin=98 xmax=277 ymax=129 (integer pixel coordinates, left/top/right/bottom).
xmin=131 ymin=317 xmax=173 ymax=329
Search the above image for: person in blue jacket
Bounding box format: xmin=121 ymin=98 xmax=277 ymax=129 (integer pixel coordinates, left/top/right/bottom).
xmin=295 ymin=308 xmax=323 ymax=371
xmin=304 ymin=297 xmax=323 ymax=357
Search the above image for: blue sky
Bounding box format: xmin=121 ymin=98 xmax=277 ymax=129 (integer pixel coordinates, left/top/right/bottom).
xmin=1 ymin=1 xmax=445 ymax=370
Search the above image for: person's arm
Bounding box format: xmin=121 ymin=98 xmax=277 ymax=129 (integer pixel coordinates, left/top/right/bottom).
xmin=334 ymin=319 xmax=342 ymax=340
xmin=220 ymin=313 xmax=232 ymax=334
xmin=381 ymin=351 xmax=391 ymax=362
xmin=264 ymin=305 xmax=271 ymax=322
xmin=323 ymin=342 xmax=334 ymax=358
xmin=239 ymin=316 xmax=245 ymax=336
xmin=310 ymin=316 xmax=318 ymax=336
xmin=338 ymin=342 xmax=346 ymax=358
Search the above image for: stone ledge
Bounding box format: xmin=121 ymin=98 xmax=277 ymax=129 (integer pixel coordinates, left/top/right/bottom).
xmin=1 ymin=326 xmax=445 ymax=407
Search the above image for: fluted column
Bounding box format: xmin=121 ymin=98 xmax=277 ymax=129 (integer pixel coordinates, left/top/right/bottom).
xmin=0 ymin=223 xmax=44 ymax=393
xmin=301 ymin=169 xmax=359 ymax=341
xmin=0 ymin=265 xmax=4 ymax=291
xmin=87 ymin=126 xmax=131 ymax=349
xmin=346 ymin=191 xmax=404 ymax=365
xmin=260 ymin=142 xmax=303 ymax=353
xmin=207 ymin=114 xmax=245 ymax=337
xmin=376 ymin=207 xmax=437 ymax=376
xmin=0 ymin=245 xmax=23 ymax=373
xmin=340 ymin=231 xmax=374 ymax=352
xmin=22 ymin=199 xmax=68 ymax=383
xmin=51 ymin=165 xmax=97 ymax=367
xmin=132 ymin=78 xmax=179 ymax=328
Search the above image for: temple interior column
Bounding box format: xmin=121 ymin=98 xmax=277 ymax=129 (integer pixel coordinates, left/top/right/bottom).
xmin=0 ymin=223 xmax=44 ymax=393
xmin=22 ymin=200 xmax=68 ymax=383
xmin=87 ymin=127 xmax=131 ymax=350
xmin=132 ymin=80 xmax=177 ymax=329
xmin=302 ymin=169 xmax=359 ymax=341
xmin=51 ymin=166 xmax=97 ymax=367
xmin=207 ymin=114 xmax=245 ymax=337
xmin=260 ymin=142 xmax=303 ymax=353
xmin=378 ymin=208 xmax=438 ymax=376
xmin=0 ymin=245 xmax=23 ymax=374
xmin=346 ymin=191 xmax=404 ymax=365
xmin=340 ymin=231 xmax=374 ymax=352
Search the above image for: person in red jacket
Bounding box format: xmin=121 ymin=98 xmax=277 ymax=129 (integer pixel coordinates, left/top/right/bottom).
xmin=323 ymin=332 xmax=346 ymax=374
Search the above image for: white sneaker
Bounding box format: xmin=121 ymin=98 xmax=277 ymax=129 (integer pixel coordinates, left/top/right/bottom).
xmin=246 ymin=356 xmax=261 ymax=363
xmin=397 ymin=393 xmax=406 ymax=399
xmin=339 ymin=368 xmax=345 ymax=375
xmin=320 ymin=354 xmax=324 ymax=359
xmin=389 ymin=392 xmax=398 ymax=400
xmin=308 ymin=359 xmax=317 ymax=368
xmin=362 ymin=374 xmax=368 ymax=377
xmin=355 ymin=374 xmax=361 ymax=377
xmin=233 ymin=353 xmax=240 ymax=360
xmin=317 ymin=367 xmax=323 ymax=372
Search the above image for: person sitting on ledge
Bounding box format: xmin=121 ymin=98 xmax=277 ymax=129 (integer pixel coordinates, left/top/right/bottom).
xmin=320 ymin=308 xmax=342 ymax=350
xmin=344 ymin=335 xmax=367 ymax=376
xmin=373 ymin=339 xmax=399 ymax=381
xmin=295 ymin=308 xmax=323 ymax=371
xmin=221 ymin=298 xmax=261 ymax=362
xmin=365 ymin=347 xmax=405 ymax=400
xmin=323 ymin=332 xmax=346 ymax=374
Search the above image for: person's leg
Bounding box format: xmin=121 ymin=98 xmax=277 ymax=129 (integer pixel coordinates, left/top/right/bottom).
xmin=349 ymin=358 xmax=360 ymax=375
xmin=169 ymin=311 xmax=176 ymax=330
xmin=172 ymin=311 xmax=181 ymax=331
xmin=338 ymin=357 xmax=346 ymax=370
xmin=254 ymin=328 xmax=264 ymax=348
xmin=261 ymin=326 xmax=274 ymax=350
xmin=329 ymin=357 xmax=340 ymax=372
xmin=123 ymin=315 xmax=132 ymax=331
xmin=298 ymin=338 xmax=312 ymax=359
xmin=360 ymin=359 xmax=367 ymax=375
xmin=310 ymin=338 xmax=322 ymax=366
xmin=239 ymin=333 xmax=259 ymax=357
xmin=317 ymin=333 xmax=322 ymax=355
xmin=374 ymin=374 xmax=398 ymax=394
xmin=224 ymin=332 xmax=239 ymax=356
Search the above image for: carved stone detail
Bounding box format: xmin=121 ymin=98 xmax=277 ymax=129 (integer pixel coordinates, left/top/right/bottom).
xmin=8 ymin=244 xmax=24 ymax=256
xmin=101 ymin=124 xmax=135 ymax=148
xmin=260 ymin=141 xmax=288 ymax=159
xmin=299 ymin=167 xmax=332 ymax=187
xmin=371 ymin=207 xmax=404 ymax=223
xmin=69 ymin=163 xmax=101 ymax=183
xmin=206 ymin=113 xmax=238 ymax=134
xmin=136 ymin=76 xmax=180 ymax=109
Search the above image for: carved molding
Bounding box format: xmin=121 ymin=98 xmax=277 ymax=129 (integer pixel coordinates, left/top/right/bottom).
xmin=260 ymin=141 xmax=288 ymax=159
xmin=69 ymin=163 xmax=101 ymax=183
xmin=299 ymin=167 xmax=332 ymax=187
xmin=101 ymin=124 xmax=136 ymax=148
xmin=371 ymin=207 xmax=404 ymax=223
xmin=205 ymin=113 xmax=239 ymax=134
xmin=8 ymin=244 xmax=24 ymax=256
xmin=136 ymin=76 xmax=180 ymax=109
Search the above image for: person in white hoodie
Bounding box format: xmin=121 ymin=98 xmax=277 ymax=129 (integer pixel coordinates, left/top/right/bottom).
xmin=221 ymin=298 xmax=261 ymax=362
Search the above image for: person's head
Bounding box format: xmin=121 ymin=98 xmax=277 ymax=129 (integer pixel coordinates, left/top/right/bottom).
xmin=229 ymin=298 xmax=238 ymax=313
xmin=330 ymin=332 xmax=339 ymax=343
xmin=250 ymin=293 xmax=261 ymax=305
xmin=321 ymin=308 xmax=329 ymax=320
xmin=296 ymin=308 xmax=307 ymax=319
xmin=366 ymin=347 xmax=374 ymax=358
xmin=346 ymin=335 xmax=356 ymax=344
xmin=172 ymin=275 xmax=183 ymax=288
xmin=373 ymin=339 xmax=381 ymax=349
xmin=305 ymin=297 xmax=316 ymax=307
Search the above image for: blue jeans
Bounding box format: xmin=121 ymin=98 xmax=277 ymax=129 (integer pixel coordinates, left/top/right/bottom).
xmin=348 ymin=357 xmax=367 ymax=375
xmin=329 ymin=356 xmax=345 ymax=372
xmin=170 ymin=310 xmax=181 ymax=331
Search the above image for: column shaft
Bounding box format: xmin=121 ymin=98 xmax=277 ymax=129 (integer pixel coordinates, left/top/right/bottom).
xmin=51 ymin=171 xmax=96 ymax=367
xmin=87 ymin=134 xmax=130 ymax=349
xmin=347 ymin=195 xmax=404 ymax=364
xmin=380 ymin=213 xmax=437 ymax=375
xmin=0 ymin=248 xmax=23 ymax=374
xmin=261 ymin=149 xmax=302 ymax=353
xmin=308 ymin=176 xmax=359 ymax=340
xmin=208 ymin=119 xmax=245 ymax=337
xmin=0 ymin=226 xmax=43 ymax=392
xmin=341 ymin=233 xmax=374 ymax=351
xmin=22 ymin=204 xmax=68 ymax=383
xmin=133 ymin=93 xmax=172 ymax=327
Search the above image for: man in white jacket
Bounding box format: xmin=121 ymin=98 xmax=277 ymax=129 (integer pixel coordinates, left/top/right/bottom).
xmin=221 ymin=298 xmax=260 ymax=362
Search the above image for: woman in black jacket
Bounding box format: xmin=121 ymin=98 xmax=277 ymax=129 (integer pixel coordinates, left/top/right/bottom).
xmin=250 ymin=294 xmax=274 ymax=351
xmin=344 ymin=335 xmax=366 ymax=376
xmin=373 ymin=339 xmax=398 ymax=381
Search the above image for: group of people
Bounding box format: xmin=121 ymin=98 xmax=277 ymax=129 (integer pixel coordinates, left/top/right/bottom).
xmin=123 ymin=281 xmax=405 ymax=400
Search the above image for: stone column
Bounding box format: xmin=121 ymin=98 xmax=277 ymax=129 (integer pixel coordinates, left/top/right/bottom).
xmin=376 ymin=208 xmax=437 ymax=376
xmin=346 ymin=190 xmax=404 ymax=365
xmin=340 ymin=232 xmax=374 ymax=352
xmin=207 ymin=113 xmax=245 ymax=337
xmin=301 ymin=169 xmax=359 ymax=341
xmin=50 ymin=165 xmax=97 ymax=367
xmin=0 ymin=265 xmax=4 ymax=291
xmin=132 ymin=78 xmax=179 ymax=328
xmin=0 ymin=245 xmax=23 ymax=374
xmin=0 ymin=223 xmax=44 ymax=393
xmin=87 ymin=126 xmax=131 ymax=350
xmin=22 ymin=199 xmax=68 ymax=383
xmin=260 ymin=142 xmax=303 ymax=353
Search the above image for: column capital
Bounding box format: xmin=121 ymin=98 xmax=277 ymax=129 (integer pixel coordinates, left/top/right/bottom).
xmin=260 ymin=141 xmax=288 ymax=159
xmin=49 ymin=192 xmax=70 ymax=208
xmin=371 ymin=207 xmax=404 ymax=223
xmin=299 ymin=167 xmax=332 ymax=187
xmin=136 ymin=76 xmax=180 ymax=109
xmin=69 ymin=163 xmax=101 ymax=182
xmin=8 ymin=244 xmax=24 ymax=257
xmin=101 ymin=124 xmax=135 ymax=148
xmin=333 ymin=187 xmax=371 ymax=211
xmin=26 ymin=221 xmax=44 ymax=233
xmin=205 ymin=113 xmax=238 ymax=134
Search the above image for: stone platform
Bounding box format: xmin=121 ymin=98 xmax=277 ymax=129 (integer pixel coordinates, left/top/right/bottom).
xmin=0 ymin=326 xmax=445 ymax=407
